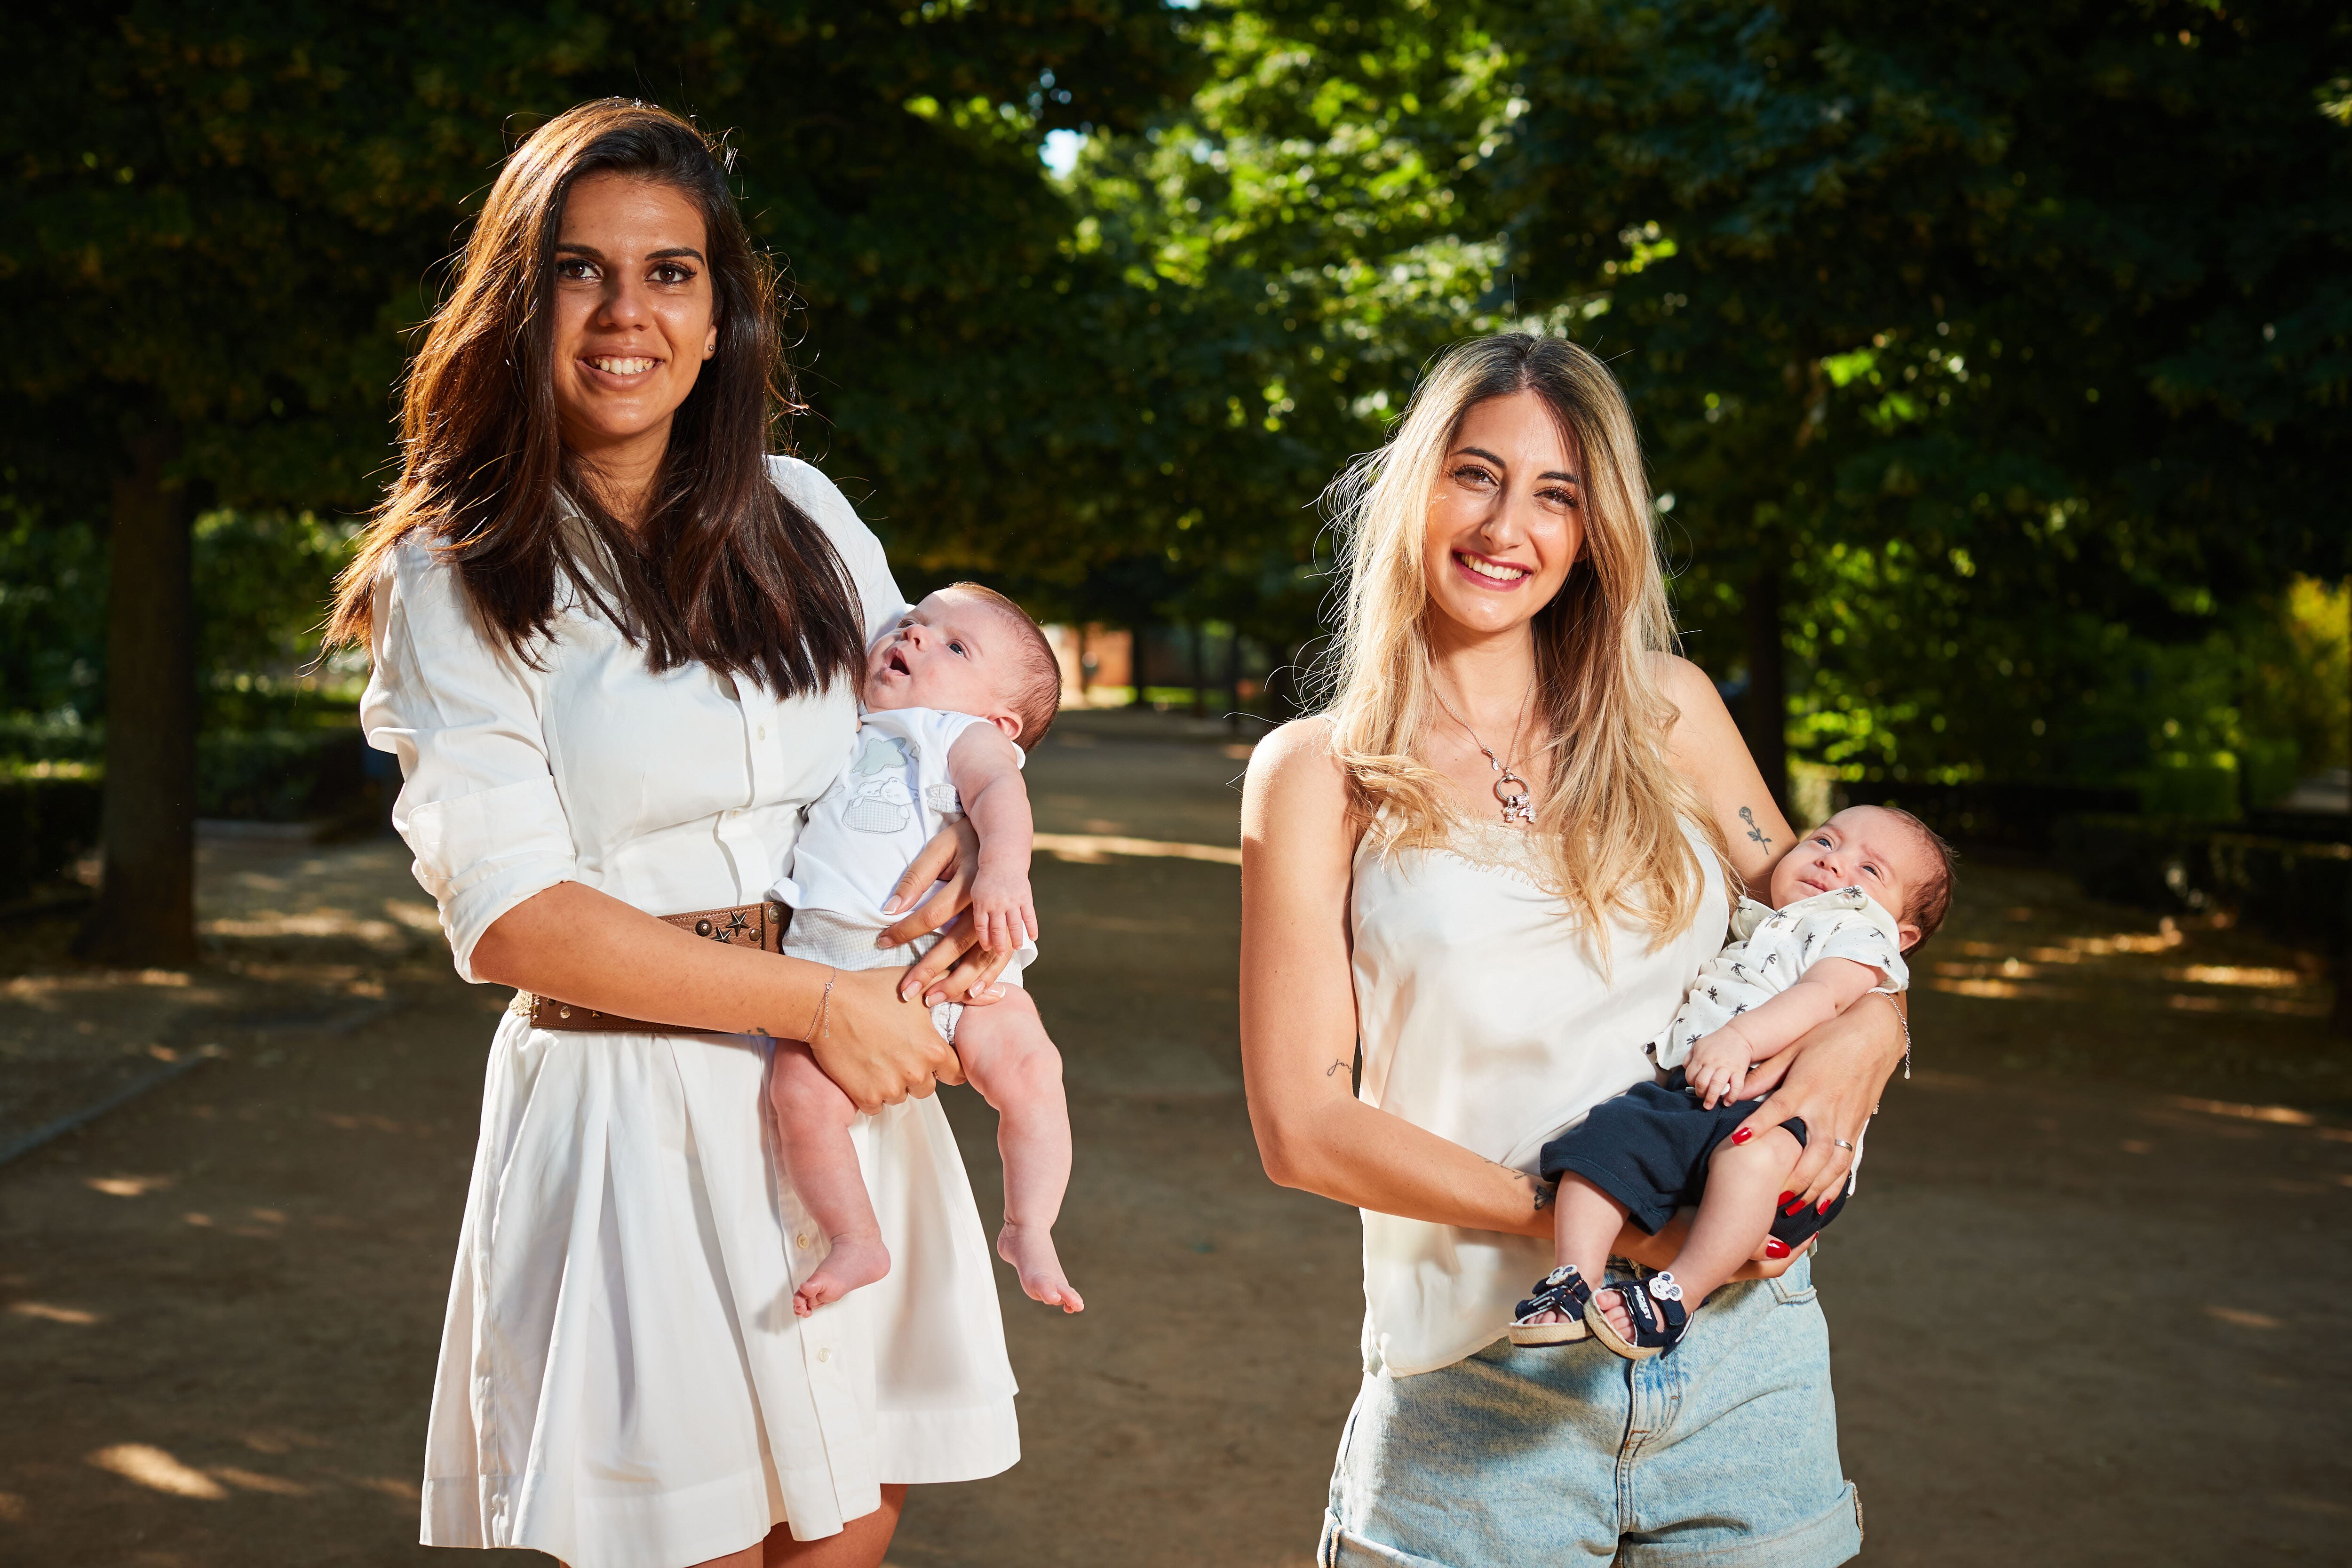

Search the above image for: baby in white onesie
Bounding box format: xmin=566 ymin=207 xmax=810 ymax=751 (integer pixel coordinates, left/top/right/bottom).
xmin=768 ymin=584 xmax=1082 ymax=1318
xmin=1512 ymin=805 xmax=1955 ymax=1358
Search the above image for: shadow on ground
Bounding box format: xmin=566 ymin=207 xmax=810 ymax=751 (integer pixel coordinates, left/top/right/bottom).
xmin=2 ymin=708 xmax=2345 ymax=1565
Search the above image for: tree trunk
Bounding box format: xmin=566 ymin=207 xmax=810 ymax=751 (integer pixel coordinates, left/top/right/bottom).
xmin=1741 ymin=559 xmax=1789 ymax=816
xmin=81 ymin=421 xmax=198 ymax=967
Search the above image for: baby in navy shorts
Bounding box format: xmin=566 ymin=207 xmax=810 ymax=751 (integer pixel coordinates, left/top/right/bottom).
xmin=1511 ymin=805 xmax=1956 ymax=1359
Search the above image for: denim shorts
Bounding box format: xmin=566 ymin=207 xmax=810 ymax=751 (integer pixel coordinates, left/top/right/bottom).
xmin=1319 ymin=1256 xmax=1861 ymax=1568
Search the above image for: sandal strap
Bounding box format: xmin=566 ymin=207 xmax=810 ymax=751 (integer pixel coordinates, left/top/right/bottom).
xmin=1512 ymin=1263 xmax=1593 ymax=1323
xmin=1619 ymin=1273 xmax=1692 ymax=1349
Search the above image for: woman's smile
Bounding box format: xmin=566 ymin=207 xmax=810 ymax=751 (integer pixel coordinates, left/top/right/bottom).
xmin=1451 ymin=548 xmax=1535 ymax=589
xmin=579 ymin=352 xmax=664 ymax=382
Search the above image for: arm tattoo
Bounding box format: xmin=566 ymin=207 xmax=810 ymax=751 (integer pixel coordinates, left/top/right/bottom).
xmin=1740 ymin=805 xmax=1772 ymax=851
xmin=1493 ymin=1159 xmax=1553 ymax=1211
xmin=1327 ymin=1059 xmax=1350 ymax=1077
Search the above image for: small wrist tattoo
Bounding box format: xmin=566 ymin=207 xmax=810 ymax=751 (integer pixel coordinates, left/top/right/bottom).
xmin=1533 ymin=1181 xmax=1554 ymax=1212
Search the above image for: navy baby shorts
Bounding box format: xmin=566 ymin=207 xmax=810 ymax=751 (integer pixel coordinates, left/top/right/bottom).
xmin=1537 ymin=1070 xmax=1850 ymax=1246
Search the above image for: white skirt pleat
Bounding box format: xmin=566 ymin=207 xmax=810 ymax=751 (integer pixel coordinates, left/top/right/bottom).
xmin=420 ymin=1015 xmax=1018 ymax=1568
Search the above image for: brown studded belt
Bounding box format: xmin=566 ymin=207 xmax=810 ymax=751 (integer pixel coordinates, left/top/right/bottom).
xmin=518 ymin=899 xmax=792 ymax=1035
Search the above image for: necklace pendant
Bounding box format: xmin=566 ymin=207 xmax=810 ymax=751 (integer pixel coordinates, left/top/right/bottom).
xmin=1494 ymin=768 xmax=1533 ymax=825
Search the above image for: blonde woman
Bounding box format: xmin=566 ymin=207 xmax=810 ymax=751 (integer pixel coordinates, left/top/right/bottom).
xmin=1240 ymin=334 xmax=1899 ymax=1567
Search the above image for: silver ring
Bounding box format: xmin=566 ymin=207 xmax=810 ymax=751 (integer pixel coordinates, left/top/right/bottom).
xmin=1832 ymin=1138 xmax=1856 ymax=1151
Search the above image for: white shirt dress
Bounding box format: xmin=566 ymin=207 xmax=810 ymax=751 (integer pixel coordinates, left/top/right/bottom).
xmin=361 ymin=457 xmax=1019 ymax=1568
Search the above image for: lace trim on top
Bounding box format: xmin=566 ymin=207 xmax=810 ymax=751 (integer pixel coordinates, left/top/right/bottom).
xmin=1425 ymin=814 xmax=1551 ymax=889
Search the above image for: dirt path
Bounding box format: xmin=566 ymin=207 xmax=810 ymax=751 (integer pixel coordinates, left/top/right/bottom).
xmin=2 ymin=712 xmax=2346 ymax=1565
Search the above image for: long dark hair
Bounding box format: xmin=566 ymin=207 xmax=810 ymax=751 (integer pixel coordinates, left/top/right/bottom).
xmin=330 ymin=99 xmax=864 ymax=697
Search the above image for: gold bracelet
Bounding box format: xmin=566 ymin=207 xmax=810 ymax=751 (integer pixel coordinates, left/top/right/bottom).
xmin=805 ymin=965 xmax=837 ymax=1042
xmin=1871 ymin=987 xmax=1911 ymax=1079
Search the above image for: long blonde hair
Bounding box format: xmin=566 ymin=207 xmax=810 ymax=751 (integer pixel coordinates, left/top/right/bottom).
xmin=1316 ymin=333 xmax=1723 ymax=944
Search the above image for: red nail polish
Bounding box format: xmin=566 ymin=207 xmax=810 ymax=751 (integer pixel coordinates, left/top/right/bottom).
xmin=1817 ymin=1196 xmax=1833 ymax=1214
xmin=1764 ymin=1239 xmax=1790 ymax=1258
xmin=1783 ymin=1200 xmax=1806 ymax=1216
xmin=1731 ymin=1128 xmax=1753 ymax=1146
xmin=1777 ymin=1192 xmax=1796 ymax=1206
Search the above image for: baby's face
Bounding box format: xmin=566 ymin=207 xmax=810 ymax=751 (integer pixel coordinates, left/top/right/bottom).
xmin=1767 ymin=806 xmax=1935 ymax=948
xmin=862 ymin=589 xmax=1023 ymax=738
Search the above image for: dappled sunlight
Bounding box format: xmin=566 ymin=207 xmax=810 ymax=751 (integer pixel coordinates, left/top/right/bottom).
xmin=2166 ymin=1096 xmax=2315 ymax=1128
xmin=2205 ymin=1305 xmax=2281 ymax=1331
xmin=82 ymin=1441 xmax=327 ymax=1503
xmin=200 ymin=911 xmax=408 ymax=945
xmin=10 ymin=1301 xmax=101 ymax=1325
xmin=87 ymin=1445 xmax=227 ymax=1500
xmin=1927 ymin=884 xmax=2330 ymax=1024
xmin=2166 ymin=963 xmax=2305 ymax=988
xmin=1035 ymin=831 xmax=1242 ymax=866
xmin=3 ymin=970 xmax=201 ymax=1006
xmin=85 ymin=1174 xmax=176 ymax=1197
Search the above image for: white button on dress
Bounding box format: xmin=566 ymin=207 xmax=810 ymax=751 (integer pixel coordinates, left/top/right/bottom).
xmin=364 ymin=456 xmax=1018 ymax=1567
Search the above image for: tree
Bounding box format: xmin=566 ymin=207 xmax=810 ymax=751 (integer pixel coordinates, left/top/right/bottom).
xmin=1482 ymin=0 xmax=2352 ymax=799
xmin=2 ymin=0 xmax=1194 ymax=963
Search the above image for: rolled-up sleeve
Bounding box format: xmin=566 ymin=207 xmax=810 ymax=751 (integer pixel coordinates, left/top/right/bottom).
xmin=361 ymin=543 xmax=578 ymax=982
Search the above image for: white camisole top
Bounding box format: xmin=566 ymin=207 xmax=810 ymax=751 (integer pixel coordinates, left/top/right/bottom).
xmin=1349 ymin=820 xmax=1728 ymax=1377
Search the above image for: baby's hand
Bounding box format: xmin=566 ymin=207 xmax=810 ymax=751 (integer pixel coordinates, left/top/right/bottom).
xmin=969 ymin=866 xmax=1037 ymax=955
xmin=1684 ymin=1030 xmax=1749 ymax=1110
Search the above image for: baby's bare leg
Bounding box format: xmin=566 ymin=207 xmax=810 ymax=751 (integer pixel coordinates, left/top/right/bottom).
xmin=1592 ymin=1126 xmax=1803 ymax=1339
xmin=768 ymin=1041 xmax=889 ymax=1317
xmin=1521 ymin=1175 xmax=1626 ymax=1325
xmin=952 ymin=988 xmax=1081 ymax=1313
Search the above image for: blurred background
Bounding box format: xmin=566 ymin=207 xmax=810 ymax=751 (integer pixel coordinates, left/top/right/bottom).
xmin=2 ymin=4 xmax=2349 ymax=1564
xmin=1 ymin=0 xmax=2346 ymax=972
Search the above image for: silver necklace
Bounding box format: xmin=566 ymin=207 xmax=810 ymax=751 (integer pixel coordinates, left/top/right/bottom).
xmin=1431 ymin=683 xmax=1536 ymax=825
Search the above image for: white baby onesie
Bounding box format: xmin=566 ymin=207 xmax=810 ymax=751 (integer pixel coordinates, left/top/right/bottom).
xmin=1650 ymin=885 xmax=1907 ymax=1070
xmin=772 ymin=706 xmax=1035 ymax=989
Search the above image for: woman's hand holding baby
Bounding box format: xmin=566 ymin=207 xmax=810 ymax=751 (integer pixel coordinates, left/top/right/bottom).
xmin=815 ymin=966 xmax=969 ymax=1111
xmin=1730 ymin=991 xmax=1906 ymax=1210
xmin=880 ymin=820 xmax=1018 ymax=1008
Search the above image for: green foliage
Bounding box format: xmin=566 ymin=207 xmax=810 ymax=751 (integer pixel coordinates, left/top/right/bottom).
xmin=1473 ymin=0 xmax=2352 ymax=785
xmin=0 ymin=490 xmax=106 ymax=723
xmin=6 ymin=0 xmax=2345 ymax=807
xmin=0 ymin=0 xmax=1200 ymax=547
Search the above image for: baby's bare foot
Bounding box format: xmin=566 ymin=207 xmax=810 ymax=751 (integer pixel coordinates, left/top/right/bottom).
xmin=997 ymin=1222 xmax=1084 ymax=1313
xmin=1592 ymin=1286 xmax=1637 ymax=1341
xmin=792 ymin=1234 xmax=890 ymax=1317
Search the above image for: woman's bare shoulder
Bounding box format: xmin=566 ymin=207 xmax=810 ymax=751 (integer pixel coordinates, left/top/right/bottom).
xmin=1241 ymin=717 xmax=1358 ymax=849
xmin=1244 ymin=716 xmax=1345 ymax=797
xmin=1649 ymin=652 xmax=1721 ymax=716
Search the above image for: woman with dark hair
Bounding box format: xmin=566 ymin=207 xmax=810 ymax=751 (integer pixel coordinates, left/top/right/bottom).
xmin=332 ymin=100 xmax=1017 ymax=1568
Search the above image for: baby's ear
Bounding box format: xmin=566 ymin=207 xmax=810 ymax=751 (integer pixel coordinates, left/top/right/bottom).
xmin=1896 ymin=918 xmax=1923 ymax=953
xmin=987 ymin=709 xmax=1024 ymax=745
